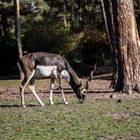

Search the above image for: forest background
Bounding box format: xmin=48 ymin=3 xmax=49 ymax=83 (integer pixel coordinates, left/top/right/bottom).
xmin=0 ymin=0 xmax=139 ymax=76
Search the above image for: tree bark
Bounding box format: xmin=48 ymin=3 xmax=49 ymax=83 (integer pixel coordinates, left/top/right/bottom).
xmin=103 ymin=0 xmax=140 ymax=93
xmin=113 ymin=0 xmax=140 ymax=93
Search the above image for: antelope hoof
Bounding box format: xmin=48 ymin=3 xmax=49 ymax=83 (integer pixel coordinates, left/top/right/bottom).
xmin=50 ymin=102 xmax=54 ymax=105
xmin=22 ymin=105 xmax=26 ymax=108
xmin=65 ymin=101 xmax=68 ymax=105
xmin=79 ymin=99 xmax=84 ymax=104
xmin=41 ymin=103 xmax=45 ymax=106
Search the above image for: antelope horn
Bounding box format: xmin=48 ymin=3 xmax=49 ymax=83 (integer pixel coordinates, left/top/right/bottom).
xmin=85 ymin=63 xmax=97 ymax=89
xmin=85 ymin=80 xmax=89 ymax=90
xmin=88 ymin=63 xmax=97 ymax=81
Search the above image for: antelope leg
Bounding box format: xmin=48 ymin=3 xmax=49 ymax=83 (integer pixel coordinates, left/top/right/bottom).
xmin=29 ymin=85 xmax=44 ymax=106
xmin=58 ymin=79 xmax=68 ymax=104
xmin=50 ymin=78 xmax=55 ymax=105
xmin=20 ymin=70 xmax=35 ymax=107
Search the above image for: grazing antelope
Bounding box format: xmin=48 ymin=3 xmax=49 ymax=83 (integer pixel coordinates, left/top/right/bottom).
xmin=18 ymin=52 xmax=96 ymax=107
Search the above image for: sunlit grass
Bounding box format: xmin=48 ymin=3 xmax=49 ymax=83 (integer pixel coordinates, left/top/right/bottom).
xmin=0 ymin=80 xmax=19 ymax=88
xmin=0 ymin=79 xmax=49 ymax=88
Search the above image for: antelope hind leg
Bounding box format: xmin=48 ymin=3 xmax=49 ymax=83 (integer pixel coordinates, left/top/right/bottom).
xmin=20 ymin=70 xmax=36 ymax=107
xmin=29 ymin=84 xmax=44 ymax=106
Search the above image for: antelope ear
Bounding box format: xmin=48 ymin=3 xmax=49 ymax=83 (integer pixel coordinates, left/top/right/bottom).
xmin=80 ymin=80 xmax=82 ymax=86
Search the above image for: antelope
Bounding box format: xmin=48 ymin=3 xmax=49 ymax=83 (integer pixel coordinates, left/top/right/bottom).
xmin=18 ymin=52 xmax=96 ymax=107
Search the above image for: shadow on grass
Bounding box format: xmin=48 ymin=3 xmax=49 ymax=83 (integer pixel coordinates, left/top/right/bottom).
xmin=88 ymin=90 xmax=115 ymax=94
xmin=0 ymin=104 xmax=20 ymax=108
xmin=0 ymin=102 xmax=81 ymax=108
xmin=0 ymin=104 xmax=43 ymax=108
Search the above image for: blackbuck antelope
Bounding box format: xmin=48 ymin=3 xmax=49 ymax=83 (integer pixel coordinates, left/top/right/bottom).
xmin=18 ymin=52 xmax=96 ymax=107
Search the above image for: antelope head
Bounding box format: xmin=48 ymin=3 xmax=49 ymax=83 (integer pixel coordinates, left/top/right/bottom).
xmin=74 ymin=63 xmax=97 ymax=103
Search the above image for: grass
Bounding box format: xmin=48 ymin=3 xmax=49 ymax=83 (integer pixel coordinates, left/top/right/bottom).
xmin=0 ymin=80 xmax=140 ymax=140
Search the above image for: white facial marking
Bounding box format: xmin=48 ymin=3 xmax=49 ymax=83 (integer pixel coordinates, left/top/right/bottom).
xmin=35 ymin=65 xmax=57 ymax=78
xmin=61 ymin=70 xmax=70 ymax=82
xmin=81 ymin=88 xmax=87 ymax=95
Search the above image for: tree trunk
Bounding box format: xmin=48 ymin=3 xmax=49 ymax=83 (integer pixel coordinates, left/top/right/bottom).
xmin=113 ymin=0 xmax=140 ymax=93
xmin=14 ymin=0 xmax=22 ymax=60
xmin=63 ymin=0 xmax=70 ymax=28
xmin=101 ymin=0 xmax=118 ymax=88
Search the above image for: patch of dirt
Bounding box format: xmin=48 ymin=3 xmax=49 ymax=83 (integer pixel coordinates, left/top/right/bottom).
xmin=0 ymin=75 xmax=140 ymax=101
xmin=108 ymin=111 xmax=140 ymax=121
xmin=117 ymin=134 xmax=140 ymax=140
xmin=100 ymin=134 xmax=139 ymax=140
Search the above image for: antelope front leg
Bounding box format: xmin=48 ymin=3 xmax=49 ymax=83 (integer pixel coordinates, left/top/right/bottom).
xmin=58 ymin=80 xmax=68 ymax=105
xmin=50 ymin=78 xmax=55 ymax=105
xmin=61 ymin=88 xmax=68 ymax=104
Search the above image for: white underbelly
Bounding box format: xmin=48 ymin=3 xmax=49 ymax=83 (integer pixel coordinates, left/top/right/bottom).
xmin=33 ymin=65 xmax=70 ymax=81
xmin=34 ymin=65 xmax=57 ymax=78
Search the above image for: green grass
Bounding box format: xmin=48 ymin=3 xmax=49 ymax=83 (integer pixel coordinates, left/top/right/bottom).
xmin=0 ymin=80 xmax=140 ymax=140
xmin=0 ymin=79 xmax=19 ymax=88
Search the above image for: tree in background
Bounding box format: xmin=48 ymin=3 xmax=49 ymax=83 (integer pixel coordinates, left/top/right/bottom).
xmin=0 ymin=0 xmax=104 ymax=55
xmin=0 ymin=0 xmax=50 ymax=75
xmin=100 ymin=0 xmax=118 ymax=88
xmin=14 ymin=0 xmax=22 ymax=60
xmin=102 ymin=0 xmax=140 ymax=93
xmin=1 ymin=0 xmax=140 ymax=80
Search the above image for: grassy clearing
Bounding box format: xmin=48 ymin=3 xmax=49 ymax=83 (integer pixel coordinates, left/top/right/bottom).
xmin=0 ymin=80 xmax=140 ymax=140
